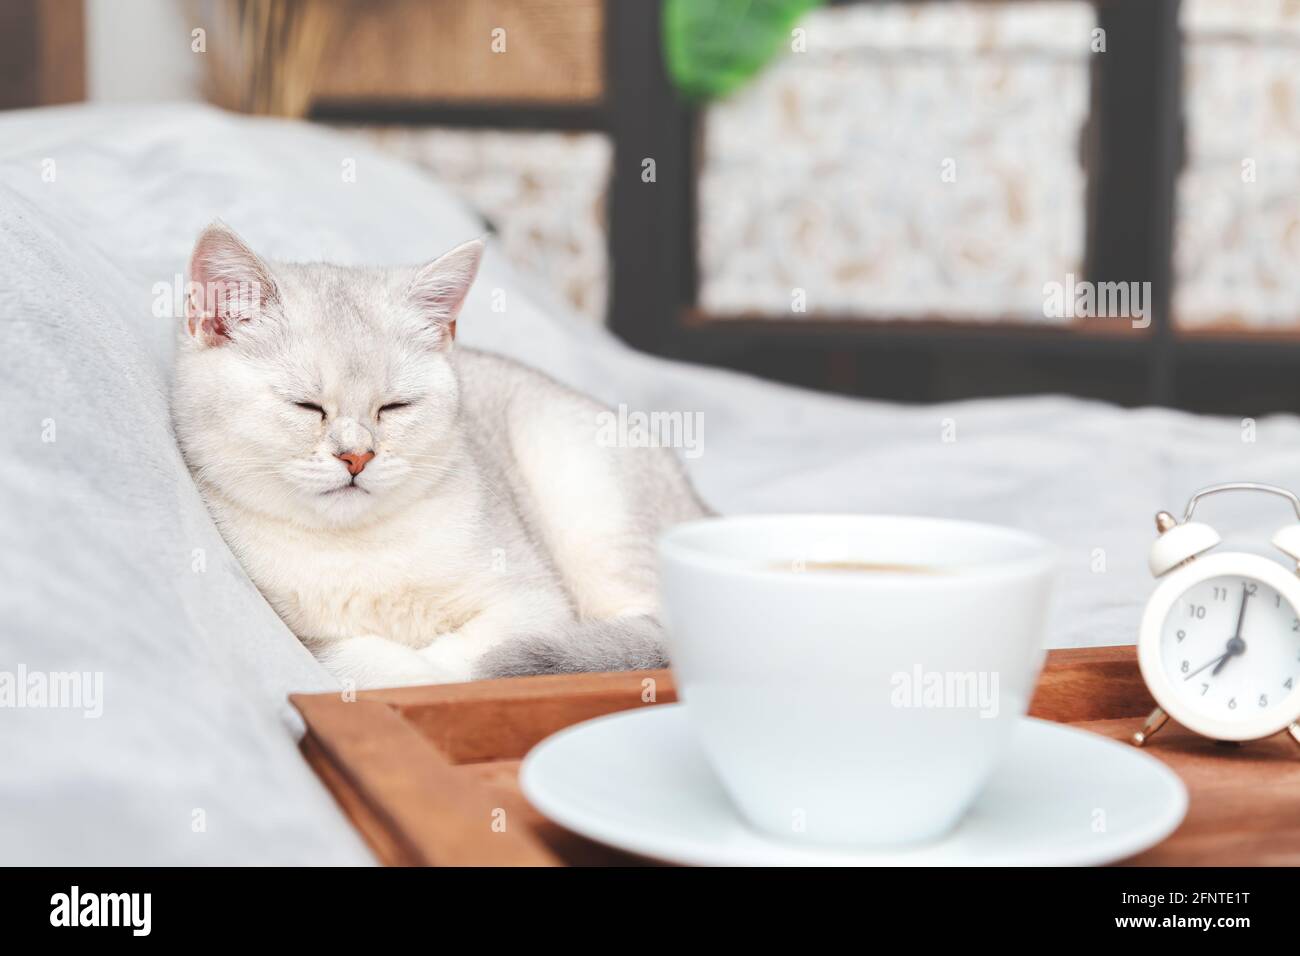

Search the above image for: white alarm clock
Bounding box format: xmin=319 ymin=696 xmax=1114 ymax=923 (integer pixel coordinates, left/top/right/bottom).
xmin=1134 ymin=482 xmax=1300 ymax=748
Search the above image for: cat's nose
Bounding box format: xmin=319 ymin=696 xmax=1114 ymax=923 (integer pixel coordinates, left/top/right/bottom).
xmin=335 ymin=451 xmax=375 ymax=476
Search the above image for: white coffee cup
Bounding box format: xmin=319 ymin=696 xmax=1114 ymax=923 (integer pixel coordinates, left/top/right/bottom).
xmin=657 ymin=514 xmax=1055 ymax=847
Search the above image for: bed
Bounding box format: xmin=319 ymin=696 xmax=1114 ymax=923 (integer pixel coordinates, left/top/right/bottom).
xmin=2 ymin=104 xmax=1298 ymax=864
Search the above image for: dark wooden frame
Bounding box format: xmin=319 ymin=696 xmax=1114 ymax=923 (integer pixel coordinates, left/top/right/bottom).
xmin=314 ymin=0 xmax=1300 ymax=415
xmin=606 ymin=0 xmax=1197 ymax=409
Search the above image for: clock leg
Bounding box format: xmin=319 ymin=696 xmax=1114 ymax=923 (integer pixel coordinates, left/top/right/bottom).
xmin=1131 ymin=706 xmax=1169 ymax=747
xmin=1287 ymin=723 xmax=1300 ymax=750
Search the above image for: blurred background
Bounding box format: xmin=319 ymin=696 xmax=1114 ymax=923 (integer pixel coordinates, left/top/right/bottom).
xmin=3 ymin=0 xmax=1298 ymax=413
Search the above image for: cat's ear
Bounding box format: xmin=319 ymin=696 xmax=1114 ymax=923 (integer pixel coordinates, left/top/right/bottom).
xmin=406 ymin=238 xmax=483 ymax=345
xmin=186 ymin=221 xmax=280 ymax=346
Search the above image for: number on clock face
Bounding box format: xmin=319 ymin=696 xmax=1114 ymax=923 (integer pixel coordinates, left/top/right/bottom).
xmin=1161 ymin=574 xmax=1300 ymax=721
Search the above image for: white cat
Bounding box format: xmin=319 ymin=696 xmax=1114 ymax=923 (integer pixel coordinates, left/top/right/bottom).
xmin=172 ymin=223 xmax=707 ymax=688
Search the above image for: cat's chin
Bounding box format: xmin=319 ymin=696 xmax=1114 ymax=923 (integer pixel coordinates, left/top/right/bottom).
xmin=300 ymin=485 xmax=385 ymax=528
xmin=321 ymin=484 xmax=369 ymax=499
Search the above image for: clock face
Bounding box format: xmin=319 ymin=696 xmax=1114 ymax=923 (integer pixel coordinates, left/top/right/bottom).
xmin=1160 ymin=574 xmax=1300 ymax=722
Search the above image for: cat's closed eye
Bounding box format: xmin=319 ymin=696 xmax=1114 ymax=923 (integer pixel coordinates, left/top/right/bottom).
xmin=294 ymin=401 xmax=326 ymax=420
xmin=378 ymin=402 xmax=411 ymax=418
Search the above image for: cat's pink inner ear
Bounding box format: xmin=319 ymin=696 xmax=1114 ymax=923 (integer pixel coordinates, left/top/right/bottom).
xmin=186 ymin=223 xmax=277 ymax=346
xmin=407 ymin=239 xmax=484 ymax=339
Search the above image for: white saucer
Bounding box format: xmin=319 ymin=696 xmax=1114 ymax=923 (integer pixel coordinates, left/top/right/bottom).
xmin=520 ymin=704 xmax=1188 ymax=866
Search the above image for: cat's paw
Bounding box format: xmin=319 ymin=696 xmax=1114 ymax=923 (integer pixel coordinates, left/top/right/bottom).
xmin=314 ymin=635 xmax=462 ymax=689
xmin=416 ymin=636 xmax=476 ymax=684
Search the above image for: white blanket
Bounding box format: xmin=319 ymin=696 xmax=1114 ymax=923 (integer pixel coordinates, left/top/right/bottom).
xmin=2 ymin=104 xmax=1298 ymax=863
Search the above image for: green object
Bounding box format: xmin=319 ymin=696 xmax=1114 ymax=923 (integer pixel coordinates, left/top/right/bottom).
xmin=663 ymin=0 xmax=823 ymax=102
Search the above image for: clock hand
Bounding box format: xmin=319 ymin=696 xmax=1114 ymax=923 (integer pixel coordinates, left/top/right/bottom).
xmin=1210 ymin=584 xmax=1252 ymax=677
xmin=1211 ymin=635 xmax=1246 ymax=676
xmin=1232 ymin=583 xmax=1250 ymax=640
xmin=1184 ymin=651 xmax=1230 ymax=681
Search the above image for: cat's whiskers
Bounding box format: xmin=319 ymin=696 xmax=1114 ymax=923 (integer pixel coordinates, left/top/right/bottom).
xmin=399 ymin=455 xmax=514 ymax=507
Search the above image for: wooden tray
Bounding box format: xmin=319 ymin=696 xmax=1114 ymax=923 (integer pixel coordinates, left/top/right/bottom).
xmin=290 ymin=646 xmax=1300 ymax=866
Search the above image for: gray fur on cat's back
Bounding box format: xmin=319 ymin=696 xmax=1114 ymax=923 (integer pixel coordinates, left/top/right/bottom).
xmin=475 ymin=616 xmax=669 ymax=678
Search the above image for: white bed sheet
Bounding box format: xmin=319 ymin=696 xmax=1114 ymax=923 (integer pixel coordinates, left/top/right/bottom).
xmin=2 ymin=104 xmax=1298 ymax=863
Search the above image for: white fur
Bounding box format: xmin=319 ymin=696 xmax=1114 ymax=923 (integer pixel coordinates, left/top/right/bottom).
xmin=172 ymin=224 xmax=705 ymax=688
